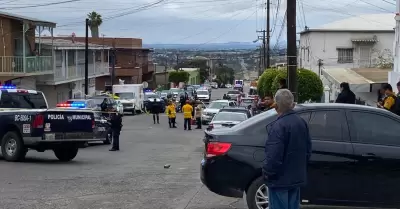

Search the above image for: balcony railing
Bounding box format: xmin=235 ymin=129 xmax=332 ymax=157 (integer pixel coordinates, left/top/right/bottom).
xmin=53 ymin=62 xmax=110 ymax=82
xmin=0 ymin=56 xmax=53 ymax=74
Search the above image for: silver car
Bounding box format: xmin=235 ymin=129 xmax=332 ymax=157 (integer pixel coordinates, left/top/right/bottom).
xmin=227 ymin=90 xmax=241 ymax=100
xmin=207 ymin=112 xmax=248 ymax=131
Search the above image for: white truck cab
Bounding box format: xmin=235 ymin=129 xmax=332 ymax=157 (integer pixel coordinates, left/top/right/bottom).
xmin=112 ymin=84 xmax=144 ymax=114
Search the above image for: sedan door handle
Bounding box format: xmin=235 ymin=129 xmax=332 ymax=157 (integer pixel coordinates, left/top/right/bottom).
xmin=361 ymin=153 xmax=376 ymax=158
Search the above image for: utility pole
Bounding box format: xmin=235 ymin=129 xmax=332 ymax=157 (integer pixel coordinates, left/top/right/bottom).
xmin=84 ymin=18 xmax=89 ymax=96
xmin=256 ymin=30 xmax=267 ymax=73
xmin=266 ymin=0 xmax=271 ymax=68
xmin=287 ymin=0 xmax=297 ymax=101
xmin=111 ymin=49 xmax=116 ymax=86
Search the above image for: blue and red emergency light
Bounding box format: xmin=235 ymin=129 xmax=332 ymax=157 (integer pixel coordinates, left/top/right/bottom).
xmin=0 ymin=85 xmax=16 ymax=89
xmin=56 ymin=101 xmax=86 ymax=108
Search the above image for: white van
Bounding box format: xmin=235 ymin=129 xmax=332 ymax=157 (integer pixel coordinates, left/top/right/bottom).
xmin=112 ymin=84 xmax=144 ymax=114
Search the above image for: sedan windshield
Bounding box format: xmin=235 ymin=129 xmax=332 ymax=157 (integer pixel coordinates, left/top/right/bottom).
xmin=208 ymin=102 xmax=228 ymax=109
xmin=197 ymin=91 xmax=208 ymax=95
xmin=213 ymin=112 xmax=247 ymax=122
xmin=145 ymin=93 xmax=159 ymax=100
xmin=227 ymin=91 xmax=240 ymax=94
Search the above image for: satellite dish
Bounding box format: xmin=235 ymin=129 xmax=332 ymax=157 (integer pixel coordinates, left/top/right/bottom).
xmin=142 ymin=81 xmax=148 ymax=88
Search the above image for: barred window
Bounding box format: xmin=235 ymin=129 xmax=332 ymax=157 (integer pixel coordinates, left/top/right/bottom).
xmin=337 ymin=48 xmax=353 ymax=63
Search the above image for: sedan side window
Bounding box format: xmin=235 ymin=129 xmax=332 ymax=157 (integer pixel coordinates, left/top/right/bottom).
xmin=349 ymin=111 xmax=400 ymax=146
xmin=308 ymin=111 xmax=343 ymax=142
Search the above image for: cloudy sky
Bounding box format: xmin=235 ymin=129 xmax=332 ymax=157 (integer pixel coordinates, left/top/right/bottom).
xmin=1 ymin=0 xmax=395 ymax=44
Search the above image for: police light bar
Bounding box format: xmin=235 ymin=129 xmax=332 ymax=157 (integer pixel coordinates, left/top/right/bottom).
xmin=0 ymin=85 xmax=16 ymax=89
xmin=56 ymin=102 xmax=86 ymax=108
xmin=144 ymin=89 xmax=153 ymax=92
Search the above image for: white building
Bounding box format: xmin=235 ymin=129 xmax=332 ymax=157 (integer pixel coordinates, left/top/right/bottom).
xmin=299 ymin=14 xmax=395 ymax=105
xmin=33 ymin=38 xmax=110 ymax=107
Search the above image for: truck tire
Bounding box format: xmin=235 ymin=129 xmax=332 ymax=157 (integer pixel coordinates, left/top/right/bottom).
xmin=53 ymin=146 xmax=79 ymax=162
xmin=1 ymin=131 xmax=26 ymax=162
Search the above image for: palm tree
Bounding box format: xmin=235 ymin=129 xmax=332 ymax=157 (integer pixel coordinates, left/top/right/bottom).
xmin=87 ymin=11 xmax=103 ymax=38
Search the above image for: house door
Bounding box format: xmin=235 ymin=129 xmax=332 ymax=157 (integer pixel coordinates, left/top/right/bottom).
xmin=359 ymin=46 xmax=372 ymax=67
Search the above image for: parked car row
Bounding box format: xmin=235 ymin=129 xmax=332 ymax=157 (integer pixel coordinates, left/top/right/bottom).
xmin=201 ymin=103 xmax=400 ymax=209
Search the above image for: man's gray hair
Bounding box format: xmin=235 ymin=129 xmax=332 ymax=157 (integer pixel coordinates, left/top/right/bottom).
xmin=274 ymin=89 xmax=294 ymax=112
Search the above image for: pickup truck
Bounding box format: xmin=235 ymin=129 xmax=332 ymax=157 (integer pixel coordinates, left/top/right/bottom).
xmin=0 ymin=86 xmax=99 ymax=162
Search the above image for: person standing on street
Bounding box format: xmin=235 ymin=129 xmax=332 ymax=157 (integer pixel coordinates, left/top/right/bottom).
xmin=167 ymin=101 xmax=177 ymax=128
xmin=109 ymin=110 xmax=123 ymax=151
xmin=182 ymin=100 xmax=193 ymax=130
xmin=279 ymin=78 xmax=288 ymax=89
xmin=263 ymin=89 xmax=312 ymax=209
xmin=150 ymin=98 xmax=160 ymax=124
xmin=378 ymin=83 xmax=397 ymax=112
xmin=195 ymin=101 xmax=202 ymax=129
xmin=335 ymin=82 xmax=356 ymax=104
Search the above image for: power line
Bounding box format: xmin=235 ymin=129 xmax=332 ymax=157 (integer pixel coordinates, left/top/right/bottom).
xmin=358 ymin=0 xmax=393 ymax=12
xmin=0 ymin=0 xmax=81 ymax=9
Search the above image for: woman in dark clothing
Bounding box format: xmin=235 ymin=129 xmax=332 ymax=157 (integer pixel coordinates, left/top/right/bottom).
xmin=335 ymin=82 xmax=356 ymax=104
xmin=279 ymin=78 xmax=287 ymax=89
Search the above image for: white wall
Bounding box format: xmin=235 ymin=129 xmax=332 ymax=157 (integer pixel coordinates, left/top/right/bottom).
xmin=299 ymin=31 xmax=394 ymax=73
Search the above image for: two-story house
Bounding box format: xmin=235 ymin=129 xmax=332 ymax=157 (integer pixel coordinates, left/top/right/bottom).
xmin=35 ymin=38 xmax=110 ymax=107
xmin=299 ymin=13 xmax=394 ymax=105
xmin=0 ymin=11 xmax=56 ymax=84
xmin=53 ymin=37 xmax=154 ymax=91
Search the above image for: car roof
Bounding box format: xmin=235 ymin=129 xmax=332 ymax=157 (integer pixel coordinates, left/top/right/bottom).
xmin=296 ymin=103 xmax=384 ymax=112
xmin=212 ymin=100 xmax=230 ymax=103
xmin=222 ymin=106 xmax=247 ymax=110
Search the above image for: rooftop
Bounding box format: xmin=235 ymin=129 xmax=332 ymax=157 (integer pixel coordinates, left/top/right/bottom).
xmin=0 ymin=11 xmax=56 ymax=27
xmin=37 ymin=38 xmax=111 ymax=50
xmin=300 ymin=13 xmax=394 ymax=34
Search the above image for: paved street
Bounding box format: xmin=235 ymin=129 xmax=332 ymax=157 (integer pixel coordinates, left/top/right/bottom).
xmin=0 ymin=87 xmax=373 ymax=209
xmin=0 ymin=88 xmax=246 ymax=209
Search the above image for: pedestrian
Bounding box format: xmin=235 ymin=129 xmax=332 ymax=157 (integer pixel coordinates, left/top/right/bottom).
xmin=263 ymin=89 xmax=311 ymax=209
xmin=150 ymin=98 xmax=160 ymax=124
xmin=109 ymin=110 xmax=123 ymax=151
xmin=179 ymin=93 xmax=185 ymax=112
xmin=335 ymin=82 xmax=355 ymax=104
xmin=264 ymin=94 xmax=276 ymax=110
xmin=167 ymin=101 xmax=177 ymax=128
xmin=378 ymin=83 xmax=397 ymax=112
xmin=397 ymin=81 xmax=400 ymax=97
xmin=182 ymin=100 xmax=193 ymax=130
xmin=195 ymin=101 xmax=202 ymax=129
xmin=279 ymin=78 xmax=287 ymax=89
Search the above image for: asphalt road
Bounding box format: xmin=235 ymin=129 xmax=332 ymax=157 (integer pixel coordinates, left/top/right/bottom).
xmin=0 ymin=88 xmax=375 ymax=209
xmin=0 ymin=88 xmax=245 ymax=209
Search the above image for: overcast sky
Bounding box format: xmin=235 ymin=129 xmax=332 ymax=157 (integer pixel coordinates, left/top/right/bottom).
xmin=1 ymin=0 xmax=395 ymax=44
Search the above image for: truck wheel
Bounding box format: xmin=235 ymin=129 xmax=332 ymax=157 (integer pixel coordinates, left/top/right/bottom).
xmin=1 ymin=131 xmax=26 ymax=162
xmin=53 ymin=146 xmax=79 ymax=162
xmin=246 ymin=176 xmax=269 ymax=209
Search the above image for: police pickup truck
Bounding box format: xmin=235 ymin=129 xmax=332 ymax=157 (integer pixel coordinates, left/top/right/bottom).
xmin=0 ymin=86 xmax=99 ymax=162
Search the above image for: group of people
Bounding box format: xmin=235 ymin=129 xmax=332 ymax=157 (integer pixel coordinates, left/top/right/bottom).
xmin=149 ymin=98 xmax=204 ymax=130
xmin=335 ymin=81 xmax=400 ymax=116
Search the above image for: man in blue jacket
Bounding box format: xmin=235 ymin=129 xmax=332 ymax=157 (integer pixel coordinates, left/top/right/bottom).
xmin=263 ymin=89 xmax=312 ymax=209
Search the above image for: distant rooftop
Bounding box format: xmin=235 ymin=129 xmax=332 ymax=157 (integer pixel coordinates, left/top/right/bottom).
xmin=300 ymin=13 xmax=394 ymax=34
xmin=37 ymin=38 xmax=110 ymax=50
xmin=0 ymin=11 xmax=56 ymax=27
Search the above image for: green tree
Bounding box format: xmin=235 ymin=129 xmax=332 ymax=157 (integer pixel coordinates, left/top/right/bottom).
xmin=257 ymin=68 xmax=279 ymax=97
xmin=270 ymin=68 xmax=323 ymax=103
xmin=215 ymin=65 xmax=234 ymax=84
xmin=168 ymin=71 xmax=190 ymax=84
xmin=174 ymin=59 xmax=209 ymax=83
xmin=87 ymin=11 xmax=103 ymax=38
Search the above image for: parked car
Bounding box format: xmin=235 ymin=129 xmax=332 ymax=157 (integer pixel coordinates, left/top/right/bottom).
xmin=226 ymin=90 xmax=241 ymax=100
xmin=201 ymin=100 xmax=236 ymax=124
xmin=207 ymin=111 xmax=248 ymax=131
xmin=219 ymin=106 xmax=252 ymax=118
xmin=201 ymin=103 xmax=400 ymax=209
xmin=196 ymin=89 xmax=210 ymax=102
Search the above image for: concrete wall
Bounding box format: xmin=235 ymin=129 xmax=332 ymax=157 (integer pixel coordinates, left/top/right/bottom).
xmin=299 ymin=31 xmax=394 ymax=73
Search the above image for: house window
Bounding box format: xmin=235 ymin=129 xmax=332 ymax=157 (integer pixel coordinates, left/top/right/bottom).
xmin=68 ymin=50 xmax=75 ymax=66
xmin=337 ymin=48 xmax=353 ymax=63
xmin=55 ymin=51 xmax=62 ymax=67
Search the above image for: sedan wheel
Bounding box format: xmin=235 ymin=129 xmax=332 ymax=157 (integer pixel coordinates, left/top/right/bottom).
xmin=255 ymin=184 xmax=269 ymax=209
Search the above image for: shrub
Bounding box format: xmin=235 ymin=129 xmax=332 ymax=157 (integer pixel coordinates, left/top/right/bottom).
xmin=268 ymin=68 xmax=323 ymax=103
xmin=257 ymin=68 xmax=279 ymax=97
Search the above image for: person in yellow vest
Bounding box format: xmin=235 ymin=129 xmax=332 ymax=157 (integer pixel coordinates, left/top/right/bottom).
xmin=166 ymin=101 xmax=177 ymax=128
xmin=182 ymin=100 xmax=193 ymax=130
